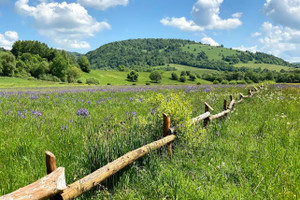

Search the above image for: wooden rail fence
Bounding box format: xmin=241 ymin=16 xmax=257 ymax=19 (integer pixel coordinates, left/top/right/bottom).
xmin=0 ymin=86 xmax=263 ymax=200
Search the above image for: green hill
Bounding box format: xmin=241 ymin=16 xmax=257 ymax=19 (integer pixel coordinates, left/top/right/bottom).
xmin=86 ymin=38 xmax=292 ymax=71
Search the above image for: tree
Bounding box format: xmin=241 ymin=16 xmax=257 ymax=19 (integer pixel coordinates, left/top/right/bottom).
xmin=179 ymin=76 xmax=186 ymax=82
xmin=0 ymin=52 xmax=16 ymax=76
xmin=50 ymin=54 xmax=69 ymax=81
xmin=149 ymin=71 xmax=162 ymax=83
xmin=67 ymin=66 xmax=82 ymax=83
xmin=79 ymin=56 xmax=91 ymax=73
xmin=189 ymin=74 xmax=196 ymax=81
xmin=171 ymin=72 xmax=178 ymax=80
xmin=127 ymin=70 xmax=139 ymax=82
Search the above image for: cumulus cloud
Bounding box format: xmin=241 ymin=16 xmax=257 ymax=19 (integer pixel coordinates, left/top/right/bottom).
xmin=254 ymin=22 xmax=300 ymax=62
xmin=160 ymin=17 xmax=204 ymax=32
xmin=0 ymin=31 xmax=19 ymax=50
xmin=15 ymin=0 xmax=111 ymax=49
xmin=233 ymin=45 xmax=257 ymax=53
xmin=161 ymin=0 xmax=242 ymax=32
xmin=201 ymin=36 xmax=219 ymax=46
xmin=77 ymin=0 xmax=128 ymax=10
xmin=263 ymin=0 xmax=300 ymax=30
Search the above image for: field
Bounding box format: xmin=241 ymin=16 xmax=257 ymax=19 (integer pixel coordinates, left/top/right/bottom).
xmin=234 ymin=63 xmax=293 ymax=72
xmin=0 ymin=84 xmax=299 ymax=199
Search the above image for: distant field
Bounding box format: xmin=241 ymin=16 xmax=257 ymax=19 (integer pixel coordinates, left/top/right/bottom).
xmin=81 ymin=64 xmax=214 ymax=85
xmin=234 ymin=63 xmax=293 ymax=72
xmin=182 ymin=44 xmax=238 ymax=61
xmin=0 ymin=77 xmax=64 ymax=88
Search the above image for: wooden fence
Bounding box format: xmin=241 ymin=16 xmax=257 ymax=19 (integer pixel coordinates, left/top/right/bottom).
xmin=0 ymin=86 xmax=263 ymax=200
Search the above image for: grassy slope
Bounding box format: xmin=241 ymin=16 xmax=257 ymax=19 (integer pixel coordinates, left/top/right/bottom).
xmin=81 ymin=64 xmax=214 ymax=85
xmin=234 ymin=62 xmax=293 ymax=72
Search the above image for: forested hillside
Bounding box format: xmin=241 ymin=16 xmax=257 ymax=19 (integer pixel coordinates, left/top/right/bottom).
xmin=0 ymin=40 xmax=90 ymax=82
xmin=86 ymin=38 xmax=292 ymax=71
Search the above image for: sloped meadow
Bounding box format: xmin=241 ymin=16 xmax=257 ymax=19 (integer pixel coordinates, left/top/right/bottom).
xmin=0 ymin=84 xmax=299 ymax=199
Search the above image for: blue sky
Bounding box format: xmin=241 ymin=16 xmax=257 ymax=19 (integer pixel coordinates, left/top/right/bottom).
xmin=1 ymin=0 xmax=300 ymax=62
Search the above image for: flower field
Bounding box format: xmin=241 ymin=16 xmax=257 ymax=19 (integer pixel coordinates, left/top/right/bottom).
xmin=0 ymin=84 xmax=299 ymax=199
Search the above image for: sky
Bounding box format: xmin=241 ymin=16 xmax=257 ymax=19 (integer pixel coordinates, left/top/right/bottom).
xmin=1 ymin=0 xmax=300 ymax=62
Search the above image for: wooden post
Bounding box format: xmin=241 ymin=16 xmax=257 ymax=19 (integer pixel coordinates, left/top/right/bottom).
xmin=46 ymin=151 xmax=57 ymax=174
xmin=163 ymin=113 xmax=172 ymax=157
xmin=45 ymin=151 xmax=60 ymax=200
xmin=229 ymin=95 xmax=233 ymax=102
xmin=248 ymin=89 xmax=252 ymax=96
xmin=203 ymin=102 xmax=213 ymax=127
xmin=223 ymin=99 xmax=228 ymax=110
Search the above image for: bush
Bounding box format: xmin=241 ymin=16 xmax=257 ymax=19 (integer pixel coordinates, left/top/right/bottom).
xmin=171 ymin=72 xmax=179 ymax=80
xmin=77 ymin=79 xmax=84 ymax=84
xmin=189 ymin=74 xmax=196 ymax=81
xmin=179 ymin=76 xmax=187 ymax=82
xmin=213 ymin=80 xmax=219 ymax=84
xmin=107 ymin=83 xmax=111 ymax=85
xmin=86 ymin=78 xmax=100 ymax=85
xmin=237 ymin=80 xmax=247 ymax=84
xmin=39 ymin=74 xmax=61 ymax=82
xmin=146 ymin=82 xmax=151 ymax=85
xmin=229 ymin=80 xmax=237 ymax=84
xmin=197 ymin=82 xmax=201 ymax=85
xmin=149 ymin=71 xmax=162 ymax=83
xmin=127 ymin=70 xmax=139 ymax=82
xmin=221 ymin=80 xmax=229 ymax=84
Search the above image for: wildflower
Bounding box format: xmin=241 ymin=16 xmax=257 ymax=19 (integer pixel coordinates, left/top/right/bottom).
xmin=76 ymin=108 xmax=89 ymax=117
xmin=132 ymin=111 xmax=137 ymax=117
xmin=87 ymin=101 xmax=91 ymax=104
xmin=216 ymin=131 xmax=220 ymax=136
xmin=139 ymin=98 xmax=143 ymax=102
xmin=70 ymin=119 xmax=73 ymax=123
xmin=31 ymin=110 xmax=41 ymax=117
xmin=61 ymin=125 xmax=68 ymax=130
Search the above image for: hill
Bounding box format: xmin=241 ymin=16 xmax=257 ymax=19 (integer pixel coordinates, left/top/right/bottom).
xmin=86 ymin=38 xmax=292 ymax=71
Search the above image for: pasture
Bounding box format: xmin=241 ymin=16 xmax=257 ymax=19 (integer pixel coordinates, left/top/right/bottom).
xmin=0 ymin=84 xmax=299 ymax=199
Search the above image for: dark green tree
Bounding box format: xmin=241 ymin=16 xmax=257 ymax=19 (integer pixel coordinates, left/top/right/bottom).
xmin=79 ymin=56 xmax=91 ymax=73
xmin=67 ymin=66 xmax=82 ymax=83
xmin=171 ymin=72 xmax=178 ymax=80
xmin=127 ymin=70 xmax=139 ymax=82
xmin=149 ymin=71 xmax=162 ymax=83
xmin=0 ymin=52 xmax=16 ymax=76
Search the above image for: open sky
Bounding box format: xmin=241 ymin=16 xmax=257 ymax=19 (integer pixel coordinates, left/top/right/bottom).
xmin=1 ymin=0 xmax=300 ymax=62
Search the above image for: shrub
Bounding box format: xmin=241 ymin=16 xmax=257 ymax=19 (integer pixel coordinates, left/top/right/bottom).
xmin=149 ymin=71 xmax=162 ymax=83
xmin=197 ymin=82 xmax=201 ymax=85
xmin=221 ymin=80 xmax=229 ymax=84
xmin=213 ymin=80 xmax=219 ymax=84
xmin=107 ymin=83 xmax=111 ymax=85
xmin=189 ymin=74 xmax=196 ymax=81
xmin=179 ymin=76 xmax=187 ymax=82
xmin=86 ymin=78 xmax=100 ymax=85
xmin=77 ymin=79 xmax=84 ymax=84
xmin=127 ymin=70 xmax=139 ymax=82
xmin=237 ymin=80 xmax=247 ymax=84
xmin=146 ymin=82 xmax=151 ymax=85
xmin=171 ymin=72 xmax=179 ymax=80
xmin=229 ymin=80 xmax=237 ymax=84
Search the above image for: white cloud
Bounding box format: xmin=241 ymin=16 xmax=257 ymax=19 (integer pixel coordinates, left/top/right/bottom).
xmin=233 ymin=45 xmax=257 ymax=53
xmin=263 ymin=0 xmax=300 ymax=30
xmin=0 ymin=31 xmax=19 ymax=50
xmin=201 ymin=36 xmax=219 ymax=46
xmin=160 ymin=17 xmax=204 ymax=32
xmin=255 ymin=22 xmax=300 ymax=62
xmin=251 ymin=32 xmax=261 ymax=37
xmin=161 ymin=0 xmax=242 ymax=32
xmin=15 ymin=0 xmax=111 ymax=49
xmin=77 ymin=0 xmax=128 ymax=10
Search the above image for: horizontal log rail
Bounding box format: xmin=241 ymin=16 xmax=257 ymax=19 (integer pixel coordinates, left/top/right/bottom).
xmin=0 ymin=167 xmax=66 ymax=200
xmin=59 ymin=135 xmax=176 ymax=200
xmin=1 ymin=85 xmax=263 ymax=200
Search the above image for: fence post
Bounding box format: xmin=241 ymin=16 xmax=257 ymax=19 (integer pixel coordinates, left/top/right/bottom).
xmin=203 ymin=102 xmax=213 ymax=127
xmin=163 ymin=113 xmax=172 ymax=157
xmin=46 ymin=151 xmax=60 ymax=200
xmin=230 ymin=95 xmax=233 ymax=102
xmin=223 ymin=99 xmax=228 ymax=110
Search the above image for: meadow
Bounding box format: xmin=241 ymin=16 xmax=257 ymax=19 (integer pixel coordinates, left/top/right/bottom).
xmin=0 ymin=84 xmax=299 ymax=199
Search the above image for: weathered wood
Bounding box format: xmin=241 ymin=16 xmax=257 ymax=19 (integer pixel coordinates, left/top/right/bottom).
xmin=204 ymin=102 xmax=214 ymax=111
xmin=228 ymin=99 xmax=235 ymax=110
xmin=59 ymin=135 xmax=176 ymax=200
xmin=191 ymin=112 xmax=211 ymax=124
xmin=210 ymin=109 xmax=231 ymax=120
xmin=229 ymin=95 xmax=233 ymax=101
xmin=203 ymin=102 xmax=213 ymax=127
xmin=223 ymin=99 xmax=228 ymax=111
xmin=0 ymin=167 xmax=66 ymax=200
xmin=46 ymin=151 xmax=57 ymax=175
xmin=163 ymin=113 xmax=172 ymax=157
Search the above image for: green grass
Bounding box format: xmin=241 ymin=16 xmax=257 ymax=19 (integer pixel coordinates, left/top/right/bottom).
xmin=0 ymin=77 xmax=65 ymax=88
xmin=234 ymin=63 xmax=293 ymax=72
xmin=181 ymin=44 xmax=238 ymax=61
xmin=81 ymin=64 xmax=214 ymax=85
xmin=0 ymin=84 xmax=299 ymax=199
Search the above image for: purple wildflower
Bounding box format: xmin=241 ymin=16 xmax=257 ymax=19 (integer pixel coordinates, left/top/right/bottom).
xmin=132 ymin=111 xmax=137 ymax=117
xmin=61 ymin=125 xmax=68 ymax=130
xmin=76 ymin=108 xmax=89 ymax=117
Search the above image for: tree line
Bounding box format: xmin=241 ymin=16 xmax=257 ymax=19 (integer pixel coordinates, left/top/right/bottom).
xmin=0 ymin=40 xmax=91 ymax=82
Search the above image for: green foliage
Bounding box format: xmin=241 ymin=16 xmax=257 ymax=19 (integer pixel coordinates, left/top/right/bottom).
xmin=213 ymin=80 xmax=219 ymax=84
xmin=50 ymin=54 xmax=69 ymax=81
xmin=149 ymin=70 xmax=162 ymax=83
xmin=189 ymin=74 xmax=196 ymax=81
xmin=127 ymin=70 xmax=139 ymax=82
xmin=78 ymin=56 xmax=91 ymax=73
xmin=67 ymin=66 xmax=82 ymax=83
xmin=86 ymin=77 xmax=100 ymax=85
xmin=0 ymin=52 xmax=16 ymax=76
xmin=179 ymin=76 xmax=187 ymax=82
xmin=221 ymin=79 xmax=229 ymax=84
xmin=171 ymin=72 xmax=179 ymax=80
